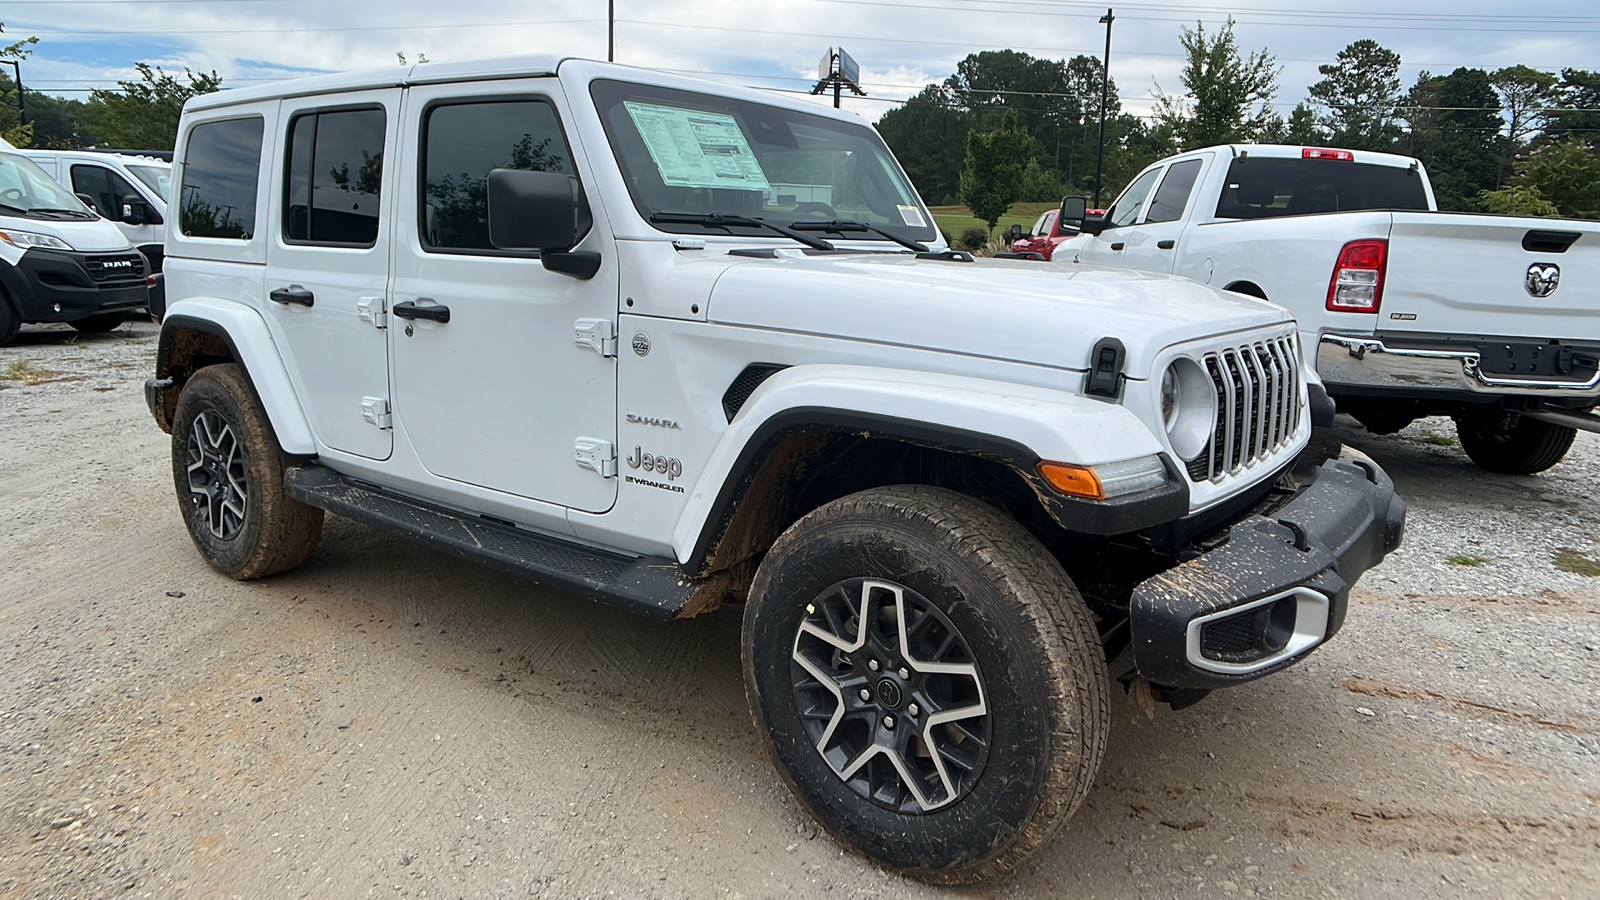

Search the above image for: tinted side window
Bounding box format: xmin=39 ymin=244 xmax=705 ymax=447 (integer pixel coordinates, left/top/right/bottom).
xmin=1144 ymin=159 xmax=1203 ymax=224
xmin=70 ymin=165 xmax=144 ymax=221
xmin=283 ymin=107 xmax=386 ymax=245
xmin=180 ymin=117 xmax=265 ymax=240
xmin=1106 ymin=167 xmax=1163 ymax=229
xmin=1214 ymin=158 xmax=1430 ymax=220
xmin=422 ymin=100 xmax=579 ymax=253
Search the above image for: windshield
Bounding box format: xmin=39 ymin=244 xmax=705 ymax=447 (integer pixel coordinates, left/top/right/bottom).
xmin=0 ymin=152 xmax=95 ymax=216
xmin=127 ymin=164 xmax=172 ymax=203
xmin=1215 ymin=158 xmax=1429 ymax=219
xmin=590 ymin=79 xmax=935 ymax=242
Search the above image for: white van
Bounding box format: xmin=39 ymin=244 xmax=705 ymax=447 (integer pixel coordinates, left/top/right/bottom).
xmin=0 ymin=138 xmax=149 ymax=344
xmin=23 ymin=149 xmax=169 ymax=317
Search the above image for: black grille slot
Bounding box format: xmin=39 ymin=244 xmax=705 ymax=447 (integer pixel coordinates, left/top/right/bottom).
xmin=722 ymin=364 xmax=788 ymax=422
xmin=84 ymin=254 xmax=145 ymax=284
xmin=1187 ymin=333 xmax=1300 ymax=483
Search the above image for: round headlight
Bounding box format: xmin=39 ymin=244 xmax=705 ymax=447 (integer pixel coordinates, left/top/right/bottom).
xmin=1163 ymin=358 xmax=1217 ymax=462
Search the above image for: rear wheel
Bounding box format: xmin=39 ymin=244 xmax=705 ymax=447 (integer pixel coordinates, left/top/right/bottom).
xmin=171 ymin=363 xmax=323 ymax=578
xmin=1456 ymin=412 xmax=1576 ymax=475
xmin=743 ymin=485 xmax=1109 ymax=884
xmin=70 ymin=312 xmax=126 ymax=333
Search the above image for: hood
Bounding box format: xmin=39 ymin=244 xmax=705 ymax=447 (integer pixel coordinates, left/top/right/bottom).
xmin=708 ymin=253 xmax=1290 ymax=377
xmin=0 ymin=216 xmax=133 ymax=253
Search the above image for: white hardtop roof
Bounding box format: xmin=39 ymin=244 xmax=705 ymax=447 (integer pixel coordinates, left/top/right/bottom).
xmin=1203 ymin=144 xmax=1418 ymax=168
xmin=183 ymin=55 xmax=871 ymax=127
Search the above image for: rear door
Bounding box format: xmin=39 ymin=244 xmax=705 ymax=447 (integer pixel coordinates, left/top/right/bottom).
xmin=1382 ymin=214 xmax=1600 ymax=342
xmin=262 ymin=90 xmax=401 ymax=460
xmin=1117 ymin=155 xmax=1208 ymax=274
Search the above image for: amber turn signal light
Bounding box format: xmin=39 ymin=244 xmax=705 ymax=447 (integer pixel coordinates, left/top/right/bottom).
xmin=1036 ymin=462 xmax=1104 ymax=500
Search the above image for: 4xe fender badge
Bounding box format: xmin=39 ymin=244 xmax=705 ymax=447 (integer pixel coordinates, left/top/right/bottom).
xmin=1526 ymin=263 xmax=1560 ymax=298
xmin=632 ymin=332 xmax=651 ymax=356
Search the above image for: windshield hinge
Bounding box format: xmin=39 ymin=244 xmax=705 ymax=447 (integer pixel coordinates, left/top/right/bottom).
xmin=1085 ymin=337 xmax=1126 ymax=399
xmin=574 ymin=318 xmax=617 ymax=357
xmin=672 ymin=238 xmax=706 ymax=251
xmin=357 ymin=297 xmax=387 ymax=329
xmin=574 ymin=437 xmax=617 ymax=478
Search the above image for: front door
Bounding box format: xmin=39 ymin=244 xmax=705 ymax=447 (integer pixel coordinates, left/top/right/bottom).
xmin=1070 ymin=164 xmax=1165 ymax=268
xmin=388 ymin=80 xmax=619 ymax=513
xmin=262 ymin=89 xmax=401 ymax=460
xmin=1118 ymin=155 xmax=1207 ymax=274
xmin=69 ymin=162 xmax=163 ymax=251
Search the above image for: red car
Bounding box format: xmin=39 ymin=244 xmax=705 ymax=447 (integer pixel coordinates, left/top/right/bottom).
xmin=1009 ymin=205 xmax=1105 ymax=261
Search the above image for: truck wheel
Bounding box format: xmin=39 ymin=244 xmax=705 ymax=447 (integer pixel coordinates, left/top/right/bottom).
xmin=171 ymin=363 xmax=323 ymax=579
xmin=70 ymin=312 xmax=126 ymax=333
xmin=1456 ymin=413 xmax=1576 ymax=475
xmin=743 ymin=485 xmax=1109 ymax=884
xmin=0 ymin=294 xmax=17 ymax=346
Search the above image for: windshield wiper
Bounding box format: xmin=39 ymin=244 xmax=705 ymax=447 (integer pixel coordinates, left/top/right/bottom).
xmin=30 ymin=208 xmax=96 ymax=219
xmin=649 ymin=212 xmax=835 ymax=252
xmin=788 ymin=219 xmax=929 ymax=253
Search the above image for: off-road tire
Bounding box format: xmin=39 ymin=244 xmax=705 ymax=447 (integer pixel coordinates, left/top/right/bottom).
xmin=171 ymin=363 xmax=323 ymax=578
xmin=743 ymin=485 xmax=1109 ymax=884
xmin=69 ymin=312 xmax=126 ymax=333
xmin=1456 ymin=413 xmax=1576 ymax=475
xmin=0 ymin=292 xmax=18 ymax=346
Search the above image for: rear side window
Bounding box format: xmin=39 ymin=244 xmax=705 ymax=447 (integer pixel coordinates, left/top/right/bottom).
xmin=1215 ymin=158 xmax=1429 ymax=220
xmin=70 ymin=165 xmax=144 ymax=222
xmin=1144 ymin=159 xmax=1203 ymax=224
xmin=421 ymin=99 xmax=580 ymax=253
xmin=180 ymin=117 xmax=265 ymax=240
xmin=283 ymin=107 xmax=386 ymax=246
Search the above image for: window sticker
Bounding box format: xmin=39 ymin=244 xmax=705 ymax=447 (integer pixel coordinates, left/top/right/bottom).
xmin=623 ymin=101 xmax=771 ymax=191
xmin=896 ymin=204 xmax=926 ymax=227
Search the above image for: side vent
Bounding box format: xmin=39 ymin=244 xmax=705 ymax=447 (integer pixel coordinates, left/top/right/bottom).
xmin=722 ymin=364 xmax=789 ymax=422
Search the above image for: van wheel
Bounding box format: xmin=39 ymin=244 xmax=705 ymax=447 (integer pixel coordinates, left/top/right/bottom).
xmin=743 ymin=485 xmax=1109 ymax=884
xmin=70 ymin=312 xmax=126 ymax=333
xmin=171 ymin=364 xmax=323 ymax=578
xmin=0 ymin=293 xmax=18 ymax=346
xmin=1456 ymin=412 xmax=1576 ymax=475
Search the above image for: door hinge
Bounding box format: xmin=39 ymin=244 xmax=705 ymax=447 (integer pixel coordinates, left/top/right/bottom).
xmin=361 ymin=396 xmax=393 ymax=430
xmin=358 ymin=297 xmax=388 ymax=329
xmin=573 ymin=437 xmax=617 ymax=477
xmin=574 ymin=318 xmax=617 ymax=357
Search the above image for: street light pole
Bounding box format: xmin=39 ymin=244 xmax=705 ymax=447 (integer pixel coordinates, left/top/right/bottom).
xmin=608 ymin=0 xmax=615 ymax=62
xmin=1 ymin=60 xmax=23 ymax=127
xmin=1093 ymin=8 xmax=1113 ymax=208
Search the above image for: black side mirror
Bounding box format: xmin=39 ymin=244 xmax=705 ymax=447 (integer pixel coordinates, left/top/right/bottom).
xmin=1009 ymin=223 xmax=1024 ymax=239
xmin=487 ymin=168 xmax=600 ymax=279
xmin=75 ymin=192 xmax=100 ymax=215
xmin=1059 ymin=196 xmax=1086 ymax=230
xmin=122 ymin=202 xmax=145 ymax=226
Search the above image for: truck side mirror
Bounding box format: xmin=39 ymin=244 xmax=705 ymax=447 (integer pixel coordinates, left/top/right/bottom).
xmin=75 ymin=192 xmax=100 ymax=215
xmin=1009 ymin=223 xmax=1025 ymax=240
xmin=487 ymin=168 xmax=600 ymax=279
xmin=122 ymin=202 xmax=145 ymax=226
xmin=1060 ymin=196 xmax=1108 ymax=236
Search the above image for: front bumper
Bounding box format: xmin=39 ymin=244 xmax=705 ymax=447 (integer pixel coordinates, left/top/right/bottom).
xmin=0 ymin=247 xmax=150 ymax=322
xmin=1128 ymin=450 xmax=1405 ymax=690
xmin=1318 ymin=333 xmax=1600 ymax=399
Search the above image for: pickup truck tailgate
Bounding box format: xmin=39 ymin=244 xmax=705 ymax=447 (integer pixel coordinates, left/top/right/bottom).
xmin=1382 ymin=214 xmax=1600 ymax=342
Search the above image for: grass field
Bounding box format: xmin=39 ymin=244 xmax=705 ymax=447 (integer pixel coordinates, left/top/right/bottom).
xmin=928 ymin=201 xmax=1060 ymax=247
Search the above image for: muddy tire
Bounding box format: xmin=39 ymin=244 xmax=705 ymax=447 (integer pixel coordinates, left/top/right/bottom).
xmin=743 ymin=485 xmax=1109 ymax=884
xmin=171 ymin=363 xmax=323 ymax=578
xmin=70 ymin=312 xmax=126 ymax=333
xmin=1456 ymin=413 xmax=1576 ymax=475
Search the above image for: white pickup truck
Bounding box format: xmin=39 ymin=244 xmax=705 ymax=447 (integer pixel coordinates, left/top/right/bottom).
xmin=1053 ymin=144 xmax=1600 ymax=475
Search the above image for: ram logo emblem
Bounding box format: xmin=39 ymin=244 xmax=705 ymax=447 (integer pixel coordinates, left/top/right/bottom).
xmin=1525 ymin=263 xmax=1560 ymax=298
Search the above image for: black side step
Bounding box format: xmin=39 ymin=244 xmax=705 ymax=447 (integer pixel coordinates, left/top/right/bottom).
xmin=283 ymin=467 xmax=695 ymax=620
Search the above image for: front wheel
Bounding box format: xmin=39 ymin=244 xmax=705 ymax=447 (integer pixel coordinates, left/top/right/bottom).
xmin=743 ymin=485 xmax=1109 ymax=884
xmin=1456 ymin=412 xmax=1576 ymax=475
xmin=171 ymin=363 xmax=324 ymax=578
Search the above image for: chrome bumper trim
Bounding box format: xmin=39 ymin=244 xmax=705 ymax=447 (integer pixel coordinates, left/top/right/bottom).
xmin=1317 ymin=334 xmax=1600 ymax=398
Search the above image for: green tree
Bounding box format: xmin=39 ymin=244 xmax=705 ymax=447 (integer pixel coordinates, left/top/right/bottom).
xmin=1508 ymin=138 xmax=1600 ymax=219
xmin=959 ymin=109 xmax=1035 ymax=240
xmin=943 ymin=50 xmax=1078 ymax=156
xmin=85 ymin=63 xmax=221 ymax=151
xmin=1307 ymin=39 xmax=1402 ymax=151
xmin=1477 ymin=184 xmax=1559 ymax=217
xmin=1281 ymin=102 xmax=1323 ymax=144
xmin=1491 ymin=65 xmax=1557 ymax=146
xmin=875 ymin=85 xmax=971 ymax=204
xmin=0 ymin=24 xmax=39 ymax=146
xmin=1154 ymin=17 xmax=1281 ymax=149
xmin=1543 ymin=68 xmax=1600 ymax=149
xmin=1430 ymin=68 xmax=1503 ymax=210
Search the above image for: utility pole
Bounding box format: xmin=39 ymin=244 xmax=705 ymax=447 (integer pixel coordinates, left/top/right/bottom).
xmin=608 ymin=0 xmax=615 ymax=62
xmin=1093 ymin=8 xmax=1114 ymax=208
xmin=1 ymin=60 xmax=23 ymax=126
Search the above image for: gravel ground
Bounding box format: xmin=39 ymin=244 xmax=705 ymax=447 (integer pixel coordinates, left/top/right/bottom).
xmin=1 ymin=320 xmax=1596 ymax=899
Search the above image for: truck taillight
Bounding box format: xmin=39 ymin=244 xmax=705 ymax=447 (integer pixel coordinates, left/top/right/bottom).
xmin=1326 ymin=239 xmax=1387 ymax=313
xmin=1303 ymin=147 xmax=1354 ymax=161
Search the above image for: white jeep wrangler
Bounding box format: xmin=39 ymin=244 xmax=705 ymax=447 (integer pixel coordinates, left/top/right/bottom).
xmin=145 ymin=56 xmax=1404 ymax=883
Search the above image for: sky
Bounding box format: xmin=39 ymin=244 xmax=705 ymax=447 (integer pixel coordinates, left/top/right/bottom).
xmin=4 ymin=0 xmax=1599 ymax=125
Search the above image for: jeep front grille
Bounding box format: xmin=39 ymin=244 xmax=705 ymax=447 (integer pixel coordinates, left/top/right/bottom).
xmin=1185 ymin=335 xmax=1301 ymax=482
